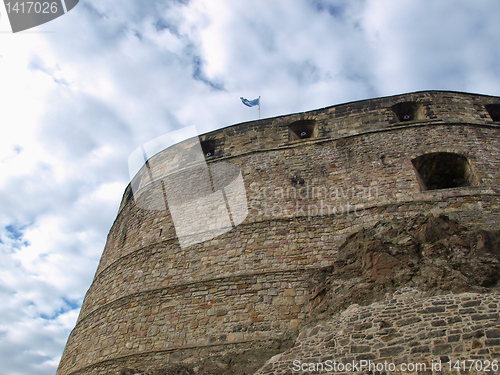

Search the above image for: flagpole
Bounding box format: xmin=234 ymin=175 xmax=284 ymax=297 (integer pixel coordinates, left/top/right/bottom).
xmin=258 ymin=96 xmax=261 ymax=120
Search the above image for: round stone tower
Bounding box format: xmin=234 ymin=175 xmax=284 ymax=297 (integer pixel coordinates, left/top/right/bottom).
xmin=57 ymin=91 xmax=500 ymax=375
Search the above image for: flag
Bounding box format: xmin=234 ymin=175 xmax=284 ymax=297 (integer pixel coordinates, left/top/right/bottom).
xmin=240 ymin=97 xmax=260 ymax=107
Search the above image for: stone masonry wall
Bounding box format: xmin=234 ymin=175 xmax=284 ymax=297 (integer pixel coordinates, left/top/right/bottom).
xmin=57 ymin=91 xmax=500 ymax=375
xmin=97 ymin=124 xmax=500 ymax=279
xmin=257 ymin=289 xmax=500 ymax=375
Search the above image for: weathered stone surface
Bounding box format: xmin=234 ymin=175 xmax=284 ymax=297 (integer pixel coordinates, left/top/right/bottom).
xmin=56 ymin=91 xmax=500 ymax=375
xmin=254 ymin=290 xmax=500 ymax=375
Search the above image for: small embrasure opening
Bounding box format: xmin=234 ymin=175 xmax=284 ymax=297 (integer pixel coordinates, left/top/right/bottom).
xmin=288 ymin=120 xmax=317 ymax=141
xmin=485 ymin=104 xmax=500 ymax=122
xmin=200 ymin=140 xmax=215 ymax=158
xmin=392 ymin=102 xmax=424 ymax=122
xmin=411 ymin=152 xmax=475 ymax=191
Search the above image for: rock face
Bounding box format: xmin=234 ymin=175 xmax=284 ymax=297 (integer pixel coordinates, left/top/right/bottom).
xmin=56 ymin=91 xmax=500 ymax=375
xmin=316 ymin=214 xmax=500 ymax=316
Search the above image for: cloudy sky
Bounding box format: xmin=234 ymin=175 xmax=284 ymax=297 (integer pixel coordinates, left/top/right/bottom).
xmin=0 ymin=0 xmax=499 ymax=374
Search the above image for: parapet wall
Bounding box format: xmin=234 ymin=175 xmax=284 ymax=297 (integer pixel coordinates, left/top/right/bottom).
xmin=57 ymin=91 xmax=500 ymax=375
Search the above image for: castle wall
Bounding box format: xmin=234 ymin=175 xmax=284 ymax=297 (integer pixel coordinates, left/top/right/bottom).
xmin=57 ymin=91 xmax=500 ymax=375
xmin=257 ymin=290 xmax=500 ymax=375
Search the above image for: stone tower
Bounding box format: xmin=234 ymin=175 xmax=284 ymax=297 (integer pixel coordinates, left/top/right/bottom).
xmin=57 ymin=91 xmax=500 ymax=375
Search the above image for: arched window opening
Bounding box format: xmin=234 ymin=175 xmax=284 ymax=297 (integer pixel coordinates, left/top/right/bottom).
xmin=392 ymin=102 xmax=424 ymax=122
xmin=200 ymin=140 xmax=216 ymax=158
xmin=288 ymin=120 xmax=317 ymax=141
xmin=411 ymin=152 xmax=475 ymax=191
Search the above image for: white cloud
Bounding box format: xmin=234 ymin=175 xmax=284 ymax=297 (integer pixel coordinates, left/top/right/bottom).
xmin=0 ymin=1 xmax=500 ymax=374
xmin=363 ymin=0 xmax=500 ymax=94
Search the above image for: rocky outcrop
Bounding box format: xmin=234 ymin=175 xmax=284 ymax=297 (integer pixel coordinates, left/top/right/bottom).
xmin=310 ymin=214 xmax=500 ymax=318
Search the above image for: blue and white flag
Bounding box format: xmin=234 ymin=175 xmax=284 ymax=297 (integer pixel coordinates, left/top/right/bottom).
xmin=240 ymin=97 xmax=260 ymax=107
